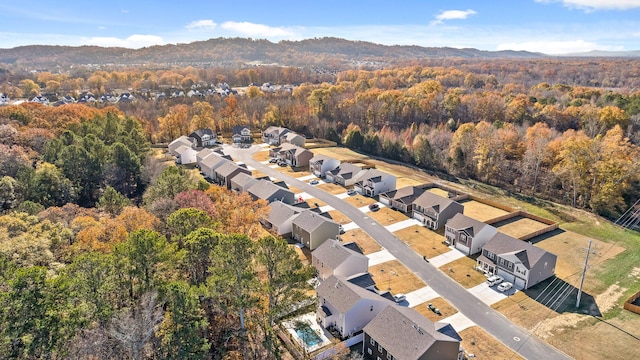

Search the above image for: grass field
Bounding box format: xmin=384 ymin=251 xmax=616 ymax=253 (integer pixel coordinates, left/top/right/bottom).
xmin=316 ymin=182 xmax=347 ymax=195
xmin=369 ymin=260 xmax=426 ymax=294
xmin=341 ymin=194 xmax=377 ymax=207
xmin=460 ymin=199 xmax=510 ymax=222
xmin=252 ymin=150 xmax=271 ymax=162
xmin=427 ymin=187 xmax=450 ymax=197
xmin=493 ymin=216 xmax=550 ymax=239
xmin=438 ymin=255 xmax=487 ymax=288
xmin=324 ymin=210 xmax=352 ymax=225
xmin=366 ymin=207 xmax=410 ymax=226
xmin=413 ymin=297 xmax=457 ymax=322
xmin=458 ymin=326 xmax=525 ymax=360
xmin=394 ymin=225 xmax=452 ymax=258
xmin=342 ymin=228 xmax=381 ymax=255
xmin=274 ymin=166 xmax=311 ymax=177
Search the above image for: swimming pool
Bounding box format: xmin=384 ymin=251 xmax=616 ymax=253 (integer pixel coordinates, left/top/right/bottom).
xmin=294 ymin=321 xmax=322 ymax=347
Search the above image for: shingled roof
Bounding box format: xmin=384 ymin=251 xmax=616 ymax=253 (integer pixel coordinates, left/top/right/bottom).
xmin=483 ymin=232 xmax=554 ymax=270
xmin=313 ymin=239 xmax=368 ymax=271
xmin=446 ymin=213 xmax=491 ymax=237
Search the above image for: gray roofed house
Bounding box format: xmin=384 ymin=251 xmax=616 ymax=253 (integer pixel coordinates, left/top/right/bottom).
xmin=291 ymin=210 xmax=340 ymax=250
xmin=309 ymin=154 xmax=340 ymax=178
xmin=445 ymin=213 xmax=498 ymax=255
xmin=214 ymin=161 xmax=251 ymax=189
xmin=246 ymin=179 xmax=295 ymax=204
xmin=282 ymin=131 xmax=306 ymax=147
xmin=268 ymin=142 xmax=297 ymax=160
xmin=379 ymin=186 xmax=428 ymax=213
xmin=363 ymin=306 xmax=461 ymax=360
xmin=325 ymin=163 xmax=366 ymax=187
xmin=174 ymin=144 xmax=198 ymax=165
xmin=168 ymin=136 xmax=194 ymax=156
xmin=477 ymin=232 xmax=557 ymax=289
xmin=262 ymin=126 xmax=291 ymax=145
xmin=312 ymin=239 xmax=369 ymax=281
xmin=232 ymin=126 xmax=251 ymax=144
xmin=316 ymin=275 xmax=392 ymax=339
xmin=412 ymin=192 xmax=464 ymax=230
xmin=229 ymin=172 xmax=258 ymax=192
xmin=198 ymin=154 xmax=229 ymax=179
xmin=282 ymin=144 xmax=313 ymax=167
xmin=263 ymin=201 xmax=302 ymax=236
xmin=189 ymin=128 xmax=217 ymax=147
xmin=196 ymin=148 xmax=216 ymax=164
xmin=354 ymin=169 xmax=397 ymax=197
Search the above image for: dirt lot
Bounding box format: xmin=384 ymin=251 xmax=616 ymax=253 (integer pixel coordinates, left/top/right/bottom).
xmin=252 ymin=150 xmax=271 ymax=162
xmin=438 ymin=255 xmax=487 ymax=288
xmin=369 ymin=260 xmax=426 ymax=294
xmin=413 ymin=297 xmax=457 ymax=322
xmin=316 ymin=182 xmax=347 ymax=195
xmin=394 ymin=225 xmax=452 ymax=258
xmin=458 ymin=326 xmax=525 ymax=360
xmin=310 ymin=147 xmax=370 ymax=161
xmin=366 ymin=207 xmax=410 ymax=226
xmin=325 ymin=210 xmax=352 ymax=225
xmin=460 ymin=199 xmax=510 ymax=222
xmin=493 ymin=216 xmax=550 ymax=239
xmin=342 ymin=229 xmax=381 ymax=255
xmin=274 ymin=166 xmax=312 ymax=177
xmin=427 ymin=187 xmax=450 ymax=198
xmin=295 ymin=198 xmax=327 ymax=209
xmin=341 ymin=194 xmax=377 ymax=208
xmin=534 ymin=229 xmax=625 ymax=290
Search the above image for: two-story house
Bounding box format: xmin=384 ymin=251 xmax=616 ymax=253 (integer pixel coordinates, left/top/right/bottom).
xmin=262 ymin=201 xmax=302 ymax=237
xmin=411 ymin=192 xmax=464 ymax=230
xmin=214 ymin=162 xmax=251 ymax=189
xmin=168 ymin=135 xmax=195 ymax=157
xmin=354 ymin=169 xmax=397 ymax=197
xmin=325 ymin=163 xmax=366 ymax=187
xmin=262 ymin=126 xmax=290 ymax=145
xmin=189 ymin=128 xmax=217 ymax=147
xmin=363 ymin=306 xmax=462 ymax=360
xmin=232 ymin=126 xmax=251 ymax=144
xmin=291 ymin=210 xmax=340 ymax=250
xmin=476 ymin=232 xmax=557 ymax=289
xmin=174 ymin=145 xmax=198 ymax=165
xmin=198 ymin=154 xmax=230 ymax=180
xmin=309 ymin=154 xmax=340 ymax=178
xmin=444 ymin=213 xmax=498 ymax=256
xmin=282 ymin=131 xmax=306 ymax=147
xmin=283 ymin=145 xmax=314 ymax=167
xmin=312 ymin=240 xmax=369 ymax=281
xmin=379 ymin=186 xmax=427 ymax=213
xmin=246 ymin=179 xmax=295 ymax=204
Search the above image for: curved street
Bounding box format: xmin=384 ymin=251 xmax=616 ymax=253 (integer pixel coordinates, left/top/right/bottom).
xmin=229 ymin=145 xmax=572 ymax=360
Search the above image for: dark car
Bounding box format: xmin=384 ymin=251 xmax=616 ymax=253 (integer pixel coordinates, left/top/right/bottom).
xmin=269 ymin=158 xmax=278 ymax=163
xmin=368 ymin=203 xmax=380 ymax=211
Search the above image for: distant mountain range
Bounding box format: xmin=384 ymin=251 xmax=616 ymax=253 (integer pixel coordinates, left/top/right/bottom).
xmin=0 ymin=37 xmax=546 ymax=70
xmin=559 ymin=49 xmax=640 ymax=57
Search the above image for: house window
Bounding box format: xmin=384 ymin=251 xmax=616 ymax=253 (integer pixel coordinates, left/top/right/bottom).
xmin=387 ymin=354 xmax=392 ymax=360
xmin=508 ymin=262 xmax=513 ymax=270
xmin=367 ymin=348 xmax=372 ymax=355
xmin=370 ymin=338 xmax=375 ymax=346
xmin=378 ymin=344 xmax=382 ymax=353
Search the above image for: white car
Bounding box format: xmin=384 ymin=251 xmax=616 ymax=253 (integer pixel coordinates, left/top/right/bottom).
xmin=486 ymin=275 xmax=503 ymax=286
xmin=393 ymin=294 xmax=406 ymax=303
xmin=310 ymin=179 xmax=319 ymax=185
xmin=497 ymin=282 xmax=513 ymax=292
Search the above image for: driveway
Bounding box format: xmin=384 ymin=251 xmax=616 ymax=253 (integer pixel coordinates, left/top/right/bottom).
xmin=468 ymin=282 xmax=517 ymax=305
xmin=226 ymin=145 xmax=572 ymax=360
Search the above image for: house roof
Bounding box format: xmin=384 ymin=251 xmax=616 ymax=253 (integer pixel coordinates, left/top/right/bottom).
xmin=232 ymin=125 xmax=250 ymax=135
xmin=230 ymin=172 xmax=257 ymax=188
xmin=380 ymin=186 xmax=426 ymax=204
xmin=312 ymin=239 xmax=368 ymax=271
xmin=247 ymin=179 xmax=293 ymax=201
xmin=309 ymin=154 xmax=337 ymax=165
xmin=200 ymin=154 xmax=228 ymax=169
xmin=364 ymin=306 xmax=460 ymax=360
xmin=293 ymin=209 xmax=338 ymax=232
xmin=267 ymin=201 xmax=302 ymax=227
xmin=483 ymin=232 xmax=556 ymax=270
xmin=169 ymin=135 xmax=193 ymax=149
xmin=355 ymin=169 xmax=392 ymax=184
xmin=284 ymin=132 xmax=302 ymax=141
xmin=216 ymin=161 xmax=248 ymax=178
xmin=190 ymin=128 xmax=215 ymax=138
xmin=276 ymin=142 xmax=298 ymax=153
xmin=446 ymin=213 xmax=492 ymax=237
xmin=316 ymin=275 xmax=391 ymax=314
xmin=263 ymin=126 xmax=289 ymax=137
xmin=175 ymin=144 xmax=196 ymax=156
xmin=196 ymin=148 xmax=216 ymax=159
xmin=413 ymin=191 xmax=460 ymax=214
xmin=328 ymin=163 xmax=363 ymax=179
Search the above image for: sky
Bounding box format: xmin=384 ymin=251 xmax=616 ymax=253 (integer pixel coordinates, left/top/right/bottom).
xmin=1 ymin=0 xmax=640 ymax=55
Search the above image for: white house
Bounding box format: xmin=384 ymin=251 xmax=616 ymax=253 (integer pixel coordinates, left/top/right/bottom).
xmin=312 ymin=240 xmax=369 ymax=281
xmin=353 ymin=169 xmax=396 ymax=197
xmin=174 ymin=144 xmax=198 ymax=165
xmin=262 ymin=201 xmax=302 ymax=237
xmin=168 ymin=136 xmax=195 ymax=156
xmin=325 ymin=163 xmax=366 ymax=187
xmin=445 ymin=213 xmax=498 ymax=256
xmin=309 ymin=154 xmax=340 ymax=178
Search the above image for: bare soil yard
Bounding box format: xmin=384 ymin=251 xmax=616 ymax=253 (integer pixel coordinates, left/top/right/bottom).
xmin=369 ymin=260 xmax=426 ymax=294
xmin=342 ymin=228 xmax=381 ymax=255
xmin=275 ymin=166 xmax=311 ymax=177
xmin=460 ymin=199 xmax=509 ymax=222
xmin=316 ymin=182 xmax=346 ymax=194
xmin=493 ymin=216 xmax=550 ymax=239
xmin=341 ymin=194 xmax=377 ymax=207
xmin=438 ymin=255 xmax=487 ymax=288
xmin=366 ymin=207 xmax=410 ymax=226
xmin=458 ymin=326 xmax=525 ymax=360
xmin=394 ymin=225 xmax=451 ymax=258
xmin=413 ymin=297 xmax=457 ymax=322
xmin=252 ymin=150 xmax=271 ymax=162
xmin=427 ymin=187 xmax=450 ymax=197
xmin=325 ymin=210 xmax=352 ymax=225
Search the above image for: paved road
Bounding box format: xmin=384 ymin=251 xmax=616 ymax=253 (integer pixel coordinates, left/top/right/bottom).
xmin=230 ymin=145 xmax=572 ymax=360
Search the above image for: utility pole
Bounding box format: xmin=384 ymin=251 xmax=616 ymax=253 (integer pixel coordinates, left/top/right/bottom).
xmin=576 ymin=240 xmax=592 ymax=308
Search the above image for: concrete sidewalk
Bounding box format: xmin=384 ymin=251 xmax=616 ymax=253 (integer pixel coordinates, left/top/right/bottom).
xmin=405 ymin=286 xmax=439 ymax=307
xmin=367 ymin=249 xmax=396 ymax=266
xmin=428 ymin=248 xmax=466 ymax=267
xmin=385 ymin=218 xmax=422 ymax=233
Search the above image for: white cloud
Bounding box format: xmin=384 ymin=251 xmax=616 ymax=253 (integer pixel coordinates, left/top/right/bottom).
xmin=98 ymin=26 xmax=106 ymax=30
xmin=496 ymin=39 xmax=623 ymax=54
xmin=220 ymin=21 xmax=295 ymax=37
xmin=432 ymin=9 xmax=477 ymax=25
xmin=535 ymin=0 xmax=640 ymax=10
xmin=186 ymin=19 xmax=217 ymax=31
xmin=82 ymin=34 xmax=165 ymax=48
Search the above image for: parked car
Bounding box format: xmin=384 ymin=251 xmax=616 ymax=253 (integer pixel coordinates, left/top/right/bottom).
xmin=486 ymin=275 xmax=503 ymax=286
xmin=368 ymin=203 xmax=380 ymax=211
xmin=347 ymin=189 xmax=357 ymax=196
xmin=278 ymin=161 xmax=287 ymax=167
xmin=393 ymin=294 xmax=406 ymax=303
xmin=310 ymin=179 xmax=319 ymax=185
xmin=339 ymin=225 xmax=345 ymax=234
xmin=497 ymin=282 xmax=513 ymax=292
xmin=269 ymin=158 xmax=278 ymax=163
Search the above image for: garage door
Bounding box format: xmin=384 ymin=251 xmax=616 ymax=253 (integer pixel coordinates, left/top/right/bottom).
xmin=497 ymin=269 xmax=515 ymax=283
xmin=514 ymin=277 xmax=526 ymax=289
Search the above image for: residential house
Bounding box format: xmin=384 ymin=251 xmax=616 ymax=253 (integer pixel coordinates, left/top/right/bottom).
xmin=246 ymin=179 xmax=295 ymax=204
xmin=229 ymin=172 xmax=259 ymax=193
xmin=174 ymin=145 xmax=198 ymax=165
xmin=412 ymin=192 xmax=464 ymax=230
xmin=476 ymin=232 xmax=557 ymax=289
xmin=325 ymin=163 xmax=366 ymax=187
xmin=282 ymin=131 xmax=306 ymax=147
xmin=232 ymin=126 xmax=251 ymax=144
xmin=284 ymin=145 xmax=314 ymax=167
xmin=363 ymin=306 xmax=462 ymax=360
xmin=354 ymin=169 xmax=397 ymax=197
xmin=196 ymin=148 xmax=216 ymax=164
xmin=309 ymin=154 xmax=340 ymax=178
xmin=262 ymin=126 xmax=291 ymax=145
xmin=31 ymin=95 xmax=49 ymax=105
xmin=444 ymin=213 xmax=498 ymax=256
xmin=168 ymin=136 xmax=195 ymax=156
xmin=316 ymin=275 xmax=392 ymax=339
xmin=189 ymin=129 xmax=217 ymax=147
xmin=214 ymin=162 xmax=251 ymax=189
xmin=291 ymin=210 xmax=340 ymax=250
xmin=0 ymin=93 xmax=9 ymax=105
xmin=198 ymin=154 xmax=230 ymax=180
xmin=269 ymin=143 xmax=296 ymax=160
xmin=262 ymin=201 xmax=302 ymax=237
xmin=379 ymin=186 xmax=428 ymax=213
xmin=312 ymin=239 xmax=368 ymax=281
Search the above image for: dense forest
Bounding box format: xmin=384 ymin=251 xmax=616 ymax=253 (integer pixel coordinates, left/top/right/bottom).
xmin=1 ymin=42 xmax=640 ymax=358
